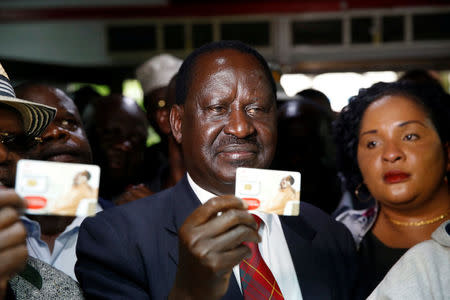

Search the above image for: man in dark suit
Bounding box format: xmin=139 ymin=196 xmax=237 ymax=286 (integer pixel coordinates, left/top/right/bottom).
xmin=75 ymin=41 xmax=357 ymax=299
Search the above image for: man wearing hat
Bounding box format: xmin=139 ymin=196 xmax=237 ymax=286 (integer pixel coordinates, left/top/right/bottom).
xmin=0 ymin=63 xmax=83 ymax=299
xmin=136 ymin=53 xmax=182 ymax=133
xmin=136 ymin=54 xmax=185 ymax=194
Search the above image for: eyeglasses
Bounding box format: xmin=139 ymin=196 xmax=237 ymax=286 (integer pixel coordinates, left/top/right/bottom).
xmin=0 ymin=132 xmax=43 ymax=152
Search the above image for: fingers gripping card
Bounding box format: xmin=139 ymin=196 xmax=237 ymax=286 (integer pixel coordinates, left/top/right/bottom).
xmin=15 ymin=159 xmax=100 ymax=217
xmin=235 ymin=167 xmax=301 ymax=216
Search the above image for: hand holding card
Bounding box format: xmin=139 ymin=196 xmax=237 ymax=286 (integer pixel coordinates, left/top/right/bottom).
xmin=15 ymin=159 xmax=100 ymax=217
xmin=235 ymin=167 xmax=301 ymax=216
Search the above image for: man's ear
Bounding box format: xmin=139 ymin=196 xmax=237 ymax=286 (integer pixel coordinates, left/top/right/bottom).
xmin=170 ymin=104 xmax=183 ymax=144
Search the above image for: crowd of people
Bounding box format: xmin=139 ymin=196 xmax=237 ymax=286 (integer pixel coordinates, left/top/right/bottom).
xmin=0 ymin=40 xmax=449 ymax=300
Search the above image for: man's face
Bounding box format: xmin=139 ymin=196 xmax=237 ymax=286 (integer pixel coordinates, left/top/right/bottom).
xmin=0 ymin=106 xmax=25 ymax=186
xmin=17 ymin=86 xmax=92 ymax=164
xmin=145 ymin=86 xmax=168 ymax=134
xmin=94 ymin=96 xmax=148 ymax=180
xmin=172 ymin=49 xmax=277 ymax=195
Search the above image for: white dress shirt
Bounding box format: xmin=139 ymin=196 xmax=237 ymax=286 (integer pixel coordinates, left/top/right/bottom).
xmin=187 ymin=173 xmax=303 ymax=299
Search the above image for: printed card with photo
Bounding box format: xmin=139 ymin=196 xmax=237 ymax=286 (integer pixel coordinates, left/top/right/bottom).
xmin=15 ymin=159 xmax=100 ymax=217
xmin=235 ymin=167 xmax=301 ymax=216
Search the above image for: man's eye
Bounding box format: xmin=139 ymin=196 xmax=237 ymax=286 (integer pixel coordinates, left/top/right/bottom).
xmin=404 ymin=133 xmax=419 ymax=141
xmin=208 ymin=106 xmax=226 ymax=114
xmin=246 ymin=106 xmax=264 ymax=116
xmin=60 ymin=119 xmax=78 ymax=130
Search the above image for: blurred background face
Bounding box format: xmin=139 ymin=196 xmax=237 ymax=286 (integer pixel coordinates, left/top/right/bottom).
xmin=275 ymin=100 xmax=334 ymax=171
xmin=144 ymin=86 xmax=168 ymax=135
xmin=93 ymin=96 xmax=148 ymax=180
xmin=357 ymin=95 xmax=448 ymax=209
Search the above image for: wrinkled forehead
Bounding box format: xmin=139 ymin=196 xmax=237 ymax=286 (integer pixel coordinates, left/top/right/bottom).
xmin=187 ymin=49 xmax=273 ymax=102
xmin=192 ymin=48 xmax=267 ymax=79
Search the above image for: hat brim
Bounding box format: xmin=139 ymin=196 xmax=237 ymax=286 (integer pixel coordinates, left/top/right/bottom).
xmin=0 ymin=95 xmax=56 ymax=137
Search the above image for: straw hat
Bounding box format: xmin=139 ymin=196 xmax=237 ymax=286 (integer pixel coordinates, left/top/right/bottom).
xmin=136 ymin=54 xmax=182 ymax=95
xmin=0 ymin=63 xmax=56 ymax=137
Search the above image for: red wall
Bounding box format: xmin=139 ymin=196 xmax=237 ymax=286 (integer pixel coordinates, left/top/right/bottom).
xmin=1 ymin=0 xmax=448 ymax=22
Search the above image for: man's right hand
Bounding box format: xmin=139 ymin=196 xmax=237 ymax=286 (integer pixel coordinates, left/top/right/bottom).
xmin=169 ymin=195 xmax=260 ymax=300
xmin=0 ymin=189 xmax=28 ymax=300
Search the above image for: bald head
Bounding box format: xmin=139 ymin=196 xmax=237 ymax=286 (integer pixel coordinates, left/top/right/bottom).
xmin=16 ymin=84 xmax=71 ymax=108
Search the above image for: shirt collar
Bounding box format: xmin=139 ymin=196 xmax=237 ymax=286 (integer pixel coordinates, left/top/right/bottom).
xmin=187 ymin=173 xmax=217 ymax=205
xmin=21 ymin=216 xmax=41 ymax=238
xmin=186 ymin=172 xmax=273 ymax=234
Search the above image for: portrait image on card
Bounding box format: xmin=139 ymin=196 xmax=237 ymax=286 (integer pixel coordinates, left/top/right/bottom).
xmin=236 ymin=167 xmax=301 ymax=216
xmin=15 ymin=159 xmax=100 ymax=217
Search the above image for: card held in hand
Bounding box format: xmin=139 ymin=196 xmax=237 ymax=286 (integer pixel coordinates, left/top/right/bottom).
xmin=235 ymin=167 xmax=301 ymax=216
xmin=15 ymin=159 xmax=100 ymax=217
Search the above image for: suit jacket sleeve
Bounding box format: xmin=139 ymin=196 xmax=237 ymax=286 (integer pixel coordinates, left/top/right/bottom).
xmin=75 ymin=211 xmax=150 ymax=299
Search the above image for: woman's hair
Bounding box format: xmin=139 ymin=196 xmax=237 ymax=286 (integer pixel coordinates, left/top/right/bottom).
xmin=333 ymin=81 xmax=450 ymax=198
xmin=79 ymin=170 xmax=91 ymax=180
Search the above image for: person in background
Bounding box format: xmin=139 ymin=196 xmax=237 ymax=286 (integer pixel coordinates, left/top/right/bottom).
xmin=136 ymin=53 xmax=182 ymax=142
xmin=272 ymin=98 xmax=341 ymax=214
xmin=297 ymin=88 xmax=335 ymax=116
xmin=76 ymin=40 xmax=357 ymax=300
xmin=146 ymin=74 xmax=186 ymax=193
xmin=84 ymin=94 xmax=151 ymax=205
xmin=71 ymin=85 xmax=101 ymax=119
xmin=136 ymin=54 xmax=184 ymax=193
xmin=0 ymin=64 xmax=82 ymax=299
xmin=334 ymin=81 xmax=450 ymax=299
xmin=15 ymin=83 xmax=102 ymax=281
xmin=367 ymin=219 xmax=450 ymax=300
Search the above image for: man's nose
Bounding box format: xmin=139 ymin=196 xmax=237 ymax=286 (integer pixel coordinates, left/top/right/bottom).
xmin=382 ymin=141 xmax=404 ymax=163
xmin=224 ymin=109 xmax=255 ymax=138
xmin=113 ymin=139 xmax=132 ymax=152
xmin=41 ymin=123 xmax=69 ymax=142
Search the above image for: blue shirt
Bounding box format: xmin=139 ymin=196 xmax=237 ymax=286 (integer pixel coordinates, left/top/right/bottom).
xmin=21 ymin=215 xmax=84 ymax=281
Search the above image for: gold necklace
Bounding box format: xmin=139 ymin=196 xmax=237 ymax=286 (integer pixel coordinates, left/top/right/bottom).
xmin=386 ymin=209 xmax=450 ymax=227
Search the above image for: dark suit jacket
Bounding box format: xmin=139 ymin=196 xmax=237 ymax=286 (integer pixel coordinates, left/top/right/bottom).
xmin=76 ymin=176 xmax=357 ymax=299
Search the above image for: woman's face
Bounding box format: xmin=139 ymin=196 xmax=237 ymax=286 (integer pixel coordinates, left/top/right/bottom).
xmin=357 ymin=95 xmax=449 ymax=209
xmin=75 ymin=173 xmax=88 ymax=185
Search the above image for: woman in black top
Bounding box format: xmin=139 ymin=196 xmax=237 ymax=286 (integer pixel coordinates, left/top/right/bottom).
xmin=333 ymin=81 xmax=450 ymax=299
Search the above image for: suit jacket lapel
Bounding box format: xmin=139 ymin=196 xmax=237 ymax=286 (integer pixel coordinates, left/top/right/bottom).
xmin=164 ymin=176 xmax=202 ymax=292
xmin=280 ymin=215 xmax=331 ymax=299
xmin=165 ymin=176 xmax=202 ymax=262
xmin=222 ymin=275 xmax=243 ymax=300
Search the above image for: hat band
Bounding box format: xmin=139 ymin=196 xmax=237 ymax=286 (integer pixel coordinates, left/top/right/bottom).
xmin=0 ymin=74 xmax=16 ymax=98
